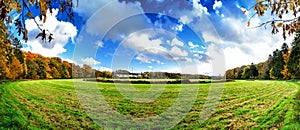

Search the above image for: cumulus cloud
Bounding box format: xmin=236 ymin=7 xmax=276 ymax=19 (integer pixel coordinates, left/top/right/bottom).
xmin=170 ymin=46 xmax=188 ymax=57
xmin=213 ymin=0 xmax=222 ymax=10
xmin=99 ymin=66 xmax=113 ymax=72
xmin=122 ymin=31 xmax=195 ymax=63
xmin=81 ymin=57 xmax=101 ymax=65
xmin=192 ymin=0 xmax=209 ymax=15
xmin=85 ymin=1 xmax=152 ymax=41
xmin=135 ymin=53 xmax=163 ymax=64
xmin=188 ymin=41 xmax=199 ymax=48
xmin=123 ymin=33 xmax=166 ymax=54
xmin=170 ymin=38 xmax=184 ymax=47
xmin=22 ymin=9 xmax=77 ymax=57
xmin=148 ymin=66 xmax=153 ymax=69
xmin=74 ymin=0 xmax=111 ymax=18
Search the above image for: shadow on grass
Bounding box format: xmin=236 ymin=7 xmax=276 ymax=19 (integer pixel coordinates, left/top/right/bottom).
xmin=85 ymin=79 xmax=235 ymax=84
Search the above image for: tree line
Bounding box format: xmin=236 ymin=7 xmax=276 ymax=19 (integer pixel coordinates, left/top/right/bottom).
xmin=0 ymin=24 xmax=111 ymax=80
xmin=226 ymin=31 xmax=300 ymax=80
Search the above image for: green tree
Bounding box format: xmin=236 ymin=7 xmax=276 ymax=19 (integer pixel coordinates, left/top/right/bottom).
xmin=35 ymin=58 xmax=47 ymax=79
xmin=270 ymin=49 xmax=284 ymax=79
xmin=242 ymin=66 xmax=251 ymax=79
xmin=287 ymin=31 xmax=300 ymax=79
xmin=237 ymin=66 xmax=246 ymax=79
xmin=263 ymin=54 xmax=273 ymax=79
xmin=281 ymin=43 xmax=289 ymax=54
xmin=26 ymin=59 xmax=38 ymax=79
xmin=250 ymin=63 xmax=258 ymax=79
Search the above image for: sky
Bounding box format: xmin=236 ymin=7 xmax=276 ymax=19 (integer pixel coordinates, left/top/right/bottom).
xmin=21 ymin=0 xmax=295 ymax=75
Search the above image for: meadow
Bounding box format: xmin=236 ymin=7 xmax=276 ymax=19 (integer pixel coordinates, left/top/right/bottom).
xmin=0 ymin=80 xmax=299 ymax=129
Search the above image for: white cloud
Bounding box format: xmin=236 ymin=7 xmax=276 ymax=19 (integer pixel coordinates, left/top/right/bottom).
xmin=135 ymin=53 xmax=151 ymax=64
xmin=188 ymin=41 xmax=199 ymax=48
xmin=122 ymin=31 xmax=194 ymax=63
xmin=81 ymin=57 xmax=101 ymax=65
xmin=170 ymin=46 xmax=188 ymax=57
xmin=74 ymin=0 xmax=112 ymax=18
xmin=85 ymin=1 xmax=151 ymax=41
xmin=95 ymin=40 xmax=104 ymax=48
xmin=179 ymin=15 xmax=192 ymax=24
xmin=135 ymin=53 xmax=163 ymax=64
xmin=123 ymin=33 xmax=166 ymax=54
xmin=22 ymin=9 xmax=77 ymax=57
xmin=148 ymin=66 xmax=153 ymax=69
xmin=99 ymin=66 xmax=112 ymax=72
xmin=192 ymin=0 xmax=209 ymax=15
xmin=213 ymin=0 xmax=222 ymax=10
xmin=170 ymin=38 xmax=184 ymax=47
xmin=62 ymin=58 xmax=75 ymax=64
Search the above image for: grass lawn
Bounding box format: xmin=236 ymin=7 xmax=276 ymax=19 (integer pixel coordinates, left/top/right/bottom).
xmin=0 ymin=80 xmax=299 ymax=129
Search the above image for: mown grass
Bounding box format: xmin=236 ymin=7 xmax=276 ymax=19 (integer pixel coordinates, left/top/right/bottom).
xmin=0 ymin=80 xmax=299 ymax=129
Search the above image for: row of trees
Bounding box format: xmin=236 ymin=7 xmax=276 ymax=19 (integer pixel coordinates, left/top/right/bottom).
xmin=226 ymin=31 xmax=300 ymax=80
xmin=0 ymin=25 xmax=111 ymax=80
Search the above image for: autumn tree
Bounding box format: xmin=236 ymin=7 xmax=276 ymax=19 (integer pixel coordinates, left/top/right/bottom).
xmin=225 ymin=69 xmax=235 ymax=79
xmin=236 ymin=66 xmax=246 ymax=79
xmin=247 ymin=0 xmax=300 ymax=39
xmin=83 ymin=64 xmax=93 ymax=78
xmin=280 ymin=43 xmax=291 ymax=79
xmin=6 ymin=56 xmax=23 ymax=80
xmin=0 ymin=22 xmax=11 ymax=79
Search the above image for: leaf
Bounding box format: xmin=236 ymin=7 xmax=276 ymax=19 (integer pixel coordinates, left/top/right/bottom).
xmin=248 ymin=21 xmax=251 ymax=27
xmin=43 ymin=15 xmax=46 ymax=23
xmin=26 ymin=12 xmax=33 ymax=18
xmin=48 ymin=34 xmax=53 ymax=42
xmin=16 ymin=2 xmax=21 ymax=13
xmin=35 ymin=30 xmax=46 ymax=41
xmin=277 ymin=23 xmax=283 ymax=27
xmin=289 ymin=3 xmax=294 ymax=11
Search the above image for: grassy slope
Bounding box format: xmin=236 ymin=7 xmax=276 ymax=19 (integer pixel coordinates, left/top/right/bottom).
xmin=0 ymin=80 xmax=299 ymax=129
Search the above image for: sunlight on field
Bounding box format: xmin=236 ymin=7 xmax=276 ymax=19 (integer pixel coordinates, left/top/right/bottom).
xmin=0 ymin=80 xmax=299 ymax=129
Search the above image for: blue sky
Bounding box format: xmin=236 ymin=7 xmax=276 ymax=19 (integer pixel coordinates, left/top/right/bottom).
xmin=21 ymin=0 xmax=294 ymax=75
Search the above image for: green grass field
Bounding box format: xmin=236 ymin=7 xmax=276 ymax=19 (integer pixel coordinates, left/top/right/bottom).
xmin=0 ymin=80 xmax=299 ymax=129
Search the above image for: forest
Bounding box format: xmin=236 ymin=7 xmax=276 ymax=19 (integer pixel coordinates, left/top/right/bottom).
xmin=0 ymin=21 xmax=111 ymax=80
xmin=226 ymin=31 xmax=300 ymax=80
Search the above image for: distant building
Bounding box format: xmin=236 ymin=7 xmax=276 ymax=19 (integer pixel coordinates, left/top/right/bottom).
xmin=113 ymin=69 xmax=142 ymax=78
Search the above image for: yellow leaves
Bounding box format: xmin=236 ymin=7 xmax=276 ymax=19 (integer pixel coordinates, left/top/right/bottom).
xmin=277 ymin=23 xmax=283 ymax=27
xmin=289 ymin=3 xmax=294 ymax=11
xmin=26 ymin=12 xmax=33 ymax=18
xmin=263 ymin=5 xmax=268 ymax=10
xmin=16 ymin=2 xmax=21 ymax=13
xmin=39 ymin=0 xmax=48 ymax=23
xmin=248 ymin=21 xmax=251 ymax=27
xmin=28 ymin=0 xmax=35 ymax=5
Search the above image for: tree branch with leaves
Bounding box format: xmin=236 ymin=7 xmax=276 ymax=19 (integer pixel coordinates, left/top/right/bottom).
xmin=0 ymin=0 xmax=78 ymax=43
xmin=245 ymin=0 xmax=300 ymax=40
